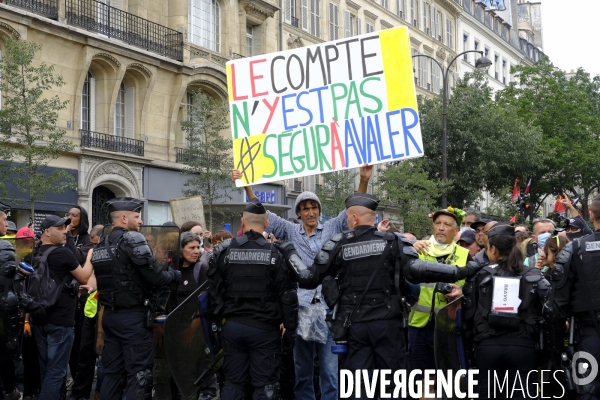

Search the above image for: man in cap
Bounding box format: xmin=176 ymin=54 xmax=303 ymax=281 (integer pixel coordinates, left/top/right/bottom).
xmin=472 ymin=220 xmax=496 ymax=266
xmin=275 ymin=194 xmax=481 ymax=398
xmin=88 ymin=197 xmax=181 ymax=400
xmin=0 ymin=202 xmax=45 ymax=400
xmin=31 ymin=214 xmax=94 ymax=400
xmin=208 ymin=199 xmax=299 ymax=400
xmin=410 ymin=207 xmax=472 ymax=398
xmin=231 ymin=166 xmax=374 ymax=400
xmin=458 ymin=229 xmax=479 ymax=257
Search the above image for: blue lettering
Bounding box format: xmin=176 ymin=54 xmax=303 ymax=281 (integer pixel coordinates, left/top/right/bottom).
xmin=282 ymin=94 xmax=297 ymax=130
xmin=386 ymin=110 xmax=403 ymax=158
xmin=297 ymin=91 xmax=314 ymax=127
xmin=375 ymin=115 xmax=390 ymax=161
xmin=401 ymin=108 xmax=422 ymax=156
xmin=344 ymin=119 xmax=363 ymax=165
xmin=309 ymin=86 xmax=328 ymax=123
xmin=366 ymin=116 xmax=381 ymax=163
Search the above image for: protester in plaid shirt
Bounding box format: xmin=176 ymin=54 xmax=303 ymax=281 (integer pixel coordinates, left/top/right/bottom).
xmin=232 ymin=166 xmax=373 ymax=400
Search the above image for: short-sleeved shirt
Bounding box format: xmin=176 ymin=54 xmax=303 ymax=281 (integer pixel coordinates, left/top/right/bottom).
xmin=35 ymin=245 xmax=80 ymax=327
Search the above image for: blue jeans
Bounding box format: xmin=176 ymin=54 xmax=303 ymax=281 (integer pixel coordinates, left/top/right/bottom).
xmin=33 ymin=324 xmax=75 ymax=400
xmin=293 ymin=332 xmax=338 ymax=400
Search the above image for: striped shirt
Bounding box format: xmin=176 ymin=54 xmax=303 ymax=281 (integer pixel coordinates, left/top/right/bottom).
xmin=266 ymin=210 xmax=348 ymax=308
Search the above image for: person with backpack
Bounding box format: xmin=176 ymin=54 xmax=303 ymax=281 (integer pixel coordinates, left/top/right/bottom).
xmin=29 ymin=215 xmax=94 ymax=400
xmin=462 ymin=222 xmax=550 ymax=399
xmin=87 ymin=197 xmax=181 ymax=400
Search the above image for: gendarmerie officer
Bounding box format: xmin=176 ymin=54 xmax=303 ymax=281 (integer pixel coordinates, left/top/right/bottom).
xmin=208 ymin=199 xmax=299 ymax=400
xmin=462 ymin=222 xmax=549 ymax=399
xmin=91 ymin=197 xmax=181 ymax=400
xmin=276 ymin=194 xmax=481 ymax=389
xmin=550 ymin=198 xmax=600 ymax=398
xmin=0 ymin=202 xmax=43 ymax=399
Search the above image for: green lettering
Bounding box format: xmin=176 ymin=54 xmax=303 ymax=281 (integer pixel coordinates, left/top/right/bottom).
xmin=291 ymin=129 xmax=306 ymax=173
xmin=344 ymin=81 xmax=363 ymax=120
xmin=330 ymin=83 xmax=348 ymax=122
xmin=315 ymin=124 xmax=332 ymax=172
xmin=262 ymin=134 xmax=278 ymax=178
xmin=232 ymin=102 xmax=250 ymax=138
xmin=305 ymin=127 xmax=319 ymax=171
xmin=278 ymin=131 xmax=293 ymax=177
xmin=360 ymin=77 xmax=383 ymax=114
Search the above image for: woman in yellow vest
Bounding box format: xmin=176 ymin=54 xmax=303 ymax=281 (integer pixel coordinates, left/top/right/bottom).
xmin=408 ymin=207 xmax=470 ymax=399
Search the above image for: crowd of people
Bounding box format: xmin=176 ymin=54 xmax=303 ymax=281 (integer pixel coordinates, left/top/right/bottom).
xmin=0 ymin=167 xmax=599 ymax=400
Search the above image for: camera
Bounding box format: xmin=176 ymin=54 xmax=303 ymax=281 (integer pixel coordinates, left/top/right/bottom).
xmin=436 ymin=282 xmax=453 ymax=295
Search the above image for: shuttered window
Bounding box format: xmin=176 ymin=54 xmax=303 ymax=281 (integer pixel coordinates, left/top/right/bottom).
xmin=81 ymin=71 xmax=96 ymax=131
xmin=329 ymin=3 xmax=339 ymax=40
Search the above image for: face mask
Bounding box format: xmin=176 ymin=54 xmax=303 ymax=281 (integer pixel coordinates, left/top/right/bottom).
xmin=537 ymin=233 xmax=551 ymax=249
xmin=567 ymin=231 xmax=585 ymax=240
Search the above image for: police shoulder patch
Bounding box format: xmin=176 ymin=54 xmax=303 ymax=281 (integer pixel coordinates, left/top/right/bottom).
xmin=228 ymin=249 xmax=271 ymax=264
xmin=342 ymin=240 xmax=386 ymax=260
xmin=330 ymin=233 xmax=343 ymax=242
xmin=585 ymin=241 xmax=600 ymax=252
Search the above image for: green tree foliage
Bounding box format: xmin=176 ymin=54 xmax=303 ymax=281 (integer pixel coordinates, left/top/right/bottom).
xmin=315 ymin=169 xmax=357 ymax=218
xmin=497 ymin=60 xmax=600 ymax=218
xmin=419 ymin=70 xmax=543 ymax=208
xmin=377 ymin=159 xmax=446 ymax=238
xmin=0 ymin=36 xmax=75 ymax=219
xmin=181 ymin=91 xmax=233 ymax=232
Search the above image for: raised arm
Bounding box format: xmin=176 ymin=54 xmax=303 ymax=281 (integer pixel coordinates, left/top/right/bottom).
xmin=232 ymin=169 xmax=256 ymax=200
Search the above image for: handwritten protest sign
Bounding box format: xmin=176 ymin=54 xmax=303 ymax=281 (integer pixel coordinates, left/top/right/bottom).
xmin=169 ymin=196 xmax=206 ymax=228
xmin=227 ymin=26 xmax=423 ymax=187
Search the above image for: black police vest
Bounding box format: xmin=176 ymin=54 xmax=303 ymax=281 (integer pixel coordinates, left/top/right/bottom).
xmin=92 ymin=229 xmax=144 ymax=309
xmin=336 ymin=229 xmax=400 ymax=323
xmin=224 ymin=236 xmax=276 ymax=302
xmin=472 ymin=264 xmax=540 ymax=343
xmin=570 ymin=232 xmax=600 ymax=314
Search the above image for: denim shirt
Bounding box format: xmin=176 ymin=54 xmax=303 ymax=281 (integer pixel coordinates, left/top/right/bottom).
xmin=266 ymin=209 xmax=348 ymax=307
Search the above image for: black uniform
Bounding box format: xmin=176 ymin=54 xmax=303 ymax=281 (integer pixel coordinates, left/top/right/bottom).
xmin=550 ymin=229 xmax=600 ymax=399
xmin=92 ymin=198 xmax=180 ymax=400
xmin=463 ymin=261 xmax=548 ymax=399
xmin=208 ymin=229 xmax=299 ymax=400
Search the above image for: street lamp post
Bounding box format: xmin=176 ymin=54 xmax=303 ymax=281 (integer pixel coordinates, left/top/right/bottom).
xmin=412 ymin=50 xmax=492 ymax=208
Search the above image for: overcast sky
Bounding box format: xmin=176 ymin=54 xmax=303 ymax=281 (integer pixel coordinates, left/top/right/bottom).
xmin=541 ymin=0 xmax=600 ymax=77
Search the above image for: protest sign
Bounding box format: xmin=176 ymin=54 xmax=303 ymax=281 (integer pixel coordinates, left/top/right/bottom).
xmin=227 ymin=26 xmax=423 ymax=187
xmin=169 ymin=196 xmax=206 ymax=228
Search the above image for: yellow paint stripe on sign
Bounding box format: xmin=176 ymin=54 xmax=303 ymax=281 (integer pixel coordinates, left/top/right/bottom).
xmin=226 ymin=63 xmax=234 ymax=102
xmin=379 ymin=27 xmax=418 ymax=112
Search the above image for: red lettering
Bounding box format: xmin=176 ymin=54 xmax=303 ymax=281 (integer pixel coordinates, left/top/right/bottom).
xmin=250 ymin=59 xmax=269 ymax=98
xmin=262 ymin=97 xmax=280 ymax=133
xmin=231 ymin=64 xmax=248 ymax=101
xmin=330 ymin=119 xmax=346 ymax=169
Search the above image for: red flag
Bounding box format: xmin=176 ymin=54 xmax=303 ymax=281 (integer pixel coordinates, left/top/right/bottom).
xmin=524 ymin=178 xmax=532 ymax=194
xmin=554 ymin=194 xmax=567 ymax=214
xmin=510 ymin=214 xmax=517 ymax=223
xmin=511 ymin=178 xmax=520 ymax=202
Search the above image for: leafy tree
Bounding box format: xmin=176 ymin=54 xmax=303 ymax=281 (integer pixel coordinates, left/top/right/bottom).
xmin=376 ymin=159 xmax=446 ymax=238
xmin=419 ymin=70 xmax=543 ymax=208
xmin=0 ymin=36 xmax=75 ymax=219
xmin=315 ymin=169 xmax=357 ymax=218
xmin=497 ymin=60 xmax=600 ymax=218
xmin=181 ymin=91 xmax=233 ymax=232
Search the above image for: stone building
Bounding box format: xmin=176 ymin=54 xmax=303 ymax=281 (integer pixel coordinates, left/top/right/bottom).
xmin=0 ymin=0 xmax=284 ymax=229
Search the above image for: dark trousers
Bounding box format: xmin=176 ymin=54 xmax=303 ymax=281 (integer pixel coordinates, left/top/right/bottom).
xmin=100 ymin=310 xmax=153 ymax=400
xmin=69 ymin=300 xmax=86 ymax=381
xmin=22 ymin=335 xmax=41 ymax=397
xmin=221 ymin=321 xmax=281 ymax=400
xmin=346 ymin=319 xmax=407 ymax=399
xmin=0 ymin=358 xmax=16 ymax=394
xmin=475 ymin=344 xmax=538 ymax=399
xmin=71 ymin=315 xmax=99 ymax=399
xmin=577 ymin=335 xmax=600 ymax=400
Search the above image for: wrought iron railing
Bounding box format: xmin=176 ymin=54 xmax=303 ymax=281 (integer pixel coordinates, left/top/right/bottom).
xmin=175 ymin=147 xmax=221 ymax=167
xmin=65 ymin=0 xmax=183 ymax=61
xmin=80 ymin=130 xmax=144 ymax=156
xmin=4 ymin=0 xmax=58 ymax=19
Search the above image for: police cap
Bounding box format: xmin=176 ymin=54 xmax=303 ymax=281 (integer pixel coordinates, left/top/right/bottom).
xmin=106 ymin=197 xmax=144 ymax=213
xmin=244 ymin=198 xmax=266 ymax=214
xmin=486 ymin=221 xmax=515 ymax=238
xmin=0 ymin=202 xmax=9 ymax=213
xmin=345 ymin=193 xmax=380 ymax=211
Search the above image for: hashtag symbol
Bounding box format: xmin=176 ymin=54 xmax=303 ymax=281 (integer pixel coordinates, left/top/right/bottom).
xmin=236 ymin=137 xmax=262 ymax=184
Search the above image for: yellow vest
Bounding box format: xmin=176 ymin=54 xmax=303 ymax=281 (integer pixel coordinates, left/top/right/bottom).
xmin=84 ymin=291 xmax=99 ymax=318
xmin=408 ymin=245 xmax=469 ymax=328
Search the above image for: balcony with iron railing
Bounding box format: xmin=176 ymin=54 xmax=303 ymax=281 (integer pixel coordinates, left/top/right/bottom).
xmin=80 ymin=130 xmax=144 ymax=157
xmin=3 ymin=0 xmax=58 ymax=19
xmin=175 ymin=147 xmax=221 ymax=167
xmin=65 ymin=0 xmax=183 ymax=61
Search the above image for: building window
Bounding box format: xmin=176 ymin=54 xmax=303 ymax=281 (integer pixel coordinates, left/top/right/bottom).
xmin=410 ymin=0 xmax=416 ymax=26
xmin=463 ymin=33 xmax=469 ymax=61
xmin=396 ymin=0 xmax=404 ymax=18
xmin=431 ymin=60 xmax=440 ymax=94
xmin=344 ymin=10 xmax=353 ymax=37
xmin=310 ymin=0 xmax=320 ymax=37
xmin=446 ymin=18 xmax=453 ymax=49
xmin=381 ymin=0 xmax=389 ymax=9
xmin=115 ymin=81 xmax=134 ymax=138
xmin=474 ymin=39 xmax=479 ymax=51
xmin=81 ymin=71 xmax=95 ymax=131
xmin=329 ymin=3 xmax=339 ymax=40
xmin=188 ymin=0 xmax=221 ymax=52
xmin=419 ymin=55 xmax=429 ymax=90
xmin=246 ymin=26 xmax=254 ymax=57
xmin=494 ymin=54 xmax=500 ymax=80
xmin=502 ymin=59 xmax=507 ymax=84
xmin=435 ymin=10 xmax=442 ymax=41
xmin=366 ymin=21 xmax=374 ymax=33
xmin=422 ymin=2 xmax=428 ymax=34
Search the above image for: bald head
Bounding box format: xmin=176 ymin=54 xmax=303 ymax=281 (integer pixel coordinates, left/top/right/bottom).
xmin=346 ymin=206 xmax=376 ymax=230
